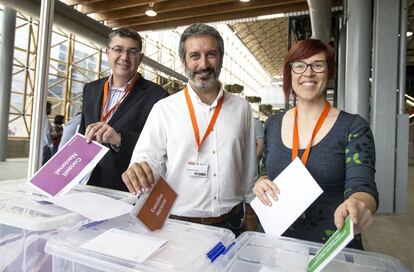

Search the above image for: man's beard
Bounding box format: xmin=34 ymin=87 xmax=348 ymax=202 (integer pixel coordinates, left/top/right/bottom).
xmin=185 ymin=66 xmax=221 ymax=90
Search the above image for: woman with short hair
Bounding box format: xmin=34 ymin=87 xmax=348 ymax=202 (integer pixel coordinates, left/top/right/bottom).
xmin=253 ymin=39 xmax=378 ymax=249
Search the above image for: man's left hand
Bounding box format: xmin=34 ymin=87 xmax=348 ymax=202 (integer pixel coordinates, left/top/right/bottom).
xmin=85 ymin=122 xmax=121 ymax=145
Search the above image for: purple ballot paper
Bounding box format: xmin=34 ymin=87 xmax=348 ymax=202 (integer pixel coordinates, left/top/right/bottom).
xmin=28 ymin=133 xmax=108 ymax=197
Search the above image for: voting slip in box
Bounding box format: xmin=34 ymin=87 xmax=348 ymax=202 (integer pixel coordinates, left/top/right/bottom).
xmin=0 ymin=179 xmax=135 ymax=272
xmin=217 ymin=231 xmax=408 ymax=272
xmin=45 ymin=214 xmax=235 ymax=272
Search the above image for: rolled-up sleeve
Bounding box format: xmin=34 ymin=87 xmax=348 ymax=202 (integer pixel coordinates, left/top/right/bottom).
xmin=129 ymin=102 xmax=167 ymax=179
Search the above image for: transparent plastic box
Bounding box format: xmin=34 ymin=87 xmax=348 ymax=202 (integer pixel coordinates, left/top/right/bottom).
xmin=0 ymin=179 xmax=135 ymax=272
xmin=45 ymin=214 xmax=235 ymax=272
xmin=219 ymin=231 xmax=408 ymax=272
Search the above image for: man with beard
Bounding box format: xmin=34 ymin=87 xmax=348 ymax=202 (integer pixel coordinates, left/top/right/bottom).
xmin=79 ymin=28 xmax=168 ymax=191
xmin=122 ymin=24 xmax=257 ymax=236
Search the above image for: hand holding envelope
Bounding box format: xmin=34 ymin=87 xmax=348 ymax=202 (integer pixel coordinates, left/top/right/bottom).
xmin=130 ymin=177 xmax=177 ymax=231
xmin=250 ymin=158 xmax=323 ymax=236
xmin=28 ymin=133 xmax=109 ymax=198
xmin=253 ymin=176 xmax=280 ymax=206
xmin=252 ymin=159 xmax=361 ymax=272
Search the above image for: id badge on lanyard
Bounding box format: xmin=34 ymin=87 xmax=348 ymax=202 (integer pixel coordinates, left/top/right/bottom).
xmin=184 ymin=85 xmax=223 ymax=179
xmin=186 ymin=151 xmax=208 ymax=178
xmin=293 ymin=101 xmax=330 ymax=220
xmin=186 ymin=161 xmax=209 ymax=178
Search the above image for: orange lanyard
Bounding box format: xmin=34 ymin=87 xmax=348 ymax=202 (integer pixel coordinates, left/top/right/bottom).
xmin=184 ymin=85 xmax=224 ymax=153
xmin=100 ymin=74 xmax=139 ymax=122
xmin=292 ymin=101 xmax=331 ymax=165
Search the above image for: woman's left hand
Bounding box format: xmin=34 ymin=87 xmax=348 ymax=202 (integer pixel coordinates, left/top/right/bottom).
xmin=333 ymin=197 xmax=374 ymax=234
xmin=253 ymin=176 xmax=280 ymax=206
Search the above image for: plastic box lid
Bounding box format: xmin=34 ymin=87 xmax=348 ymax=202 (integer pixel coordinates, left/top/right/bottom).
xmin=220 ymin=232 xmax=408 ymax=272
xmin=45 ymin=214 xmax=235 ymax=272
xmin=0 ymin=179 xmax=135 ymax=231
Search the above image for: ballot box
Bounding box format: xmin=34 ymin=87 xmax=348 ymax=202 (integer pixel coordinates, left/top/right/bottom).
xmin=0 ymin=179 xmax=135 ymax=272
xmin=45 ymin=214 xmax=235 ymax=272
xmin=218 ymin=231 xmax=408 ymax=272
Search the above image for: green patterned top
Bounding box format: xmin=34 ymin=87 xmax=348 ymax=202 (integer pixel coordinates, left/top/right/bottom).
xmin=261 ymin=110 xmax=378 ymax=249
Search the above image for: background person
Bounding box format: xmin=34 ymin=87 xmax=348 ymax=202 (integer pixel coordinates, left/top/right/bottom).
xmin=42 ymin=101 xmax=53 ymax=165
xmin=253 ymin=117 xmax=264 ymax=168
xmin=51 ymin=114 xmax=64 ymax=155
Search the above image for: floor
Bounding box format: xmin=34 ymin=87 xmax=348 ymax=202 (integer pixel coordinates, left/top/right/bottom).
xmin=0 ymin=158 xmax=413 ymax=270
xmin=363 ymin=161 xmax=414 ymax=270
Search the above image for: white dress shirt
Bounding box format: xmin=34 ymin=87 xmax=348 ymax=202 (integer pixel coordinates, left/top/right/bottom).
xmin=130 ymin=84 xmax=257 ymax=217
xmin=58 ymin=113 xmax=81 ymax=150
xmin=42 ymin=114 xmax=52 ymax=147
xmin=254 ymin=118 xmax=264 ymax=140
xmin=102 ymin=74 xmax=135 ymax=123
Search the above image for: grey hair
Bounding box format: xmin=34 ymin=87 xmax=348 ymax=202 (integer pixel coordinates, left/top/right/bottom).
xmin=178 ymin=23 xmax=224 ymax=66
xmin=108 ymin=28 xmax=143 ymax=51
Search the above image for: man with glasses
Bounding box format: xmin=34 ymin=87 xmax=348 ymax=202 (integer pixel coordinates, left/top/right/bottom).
xmin=79 ymin=28 xmax=168 ymax=191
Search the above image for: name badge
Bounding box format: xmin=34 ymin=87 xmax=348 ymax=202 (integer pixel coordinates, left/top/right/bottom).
xmin=186 ymin=161 xmax=208 ymax=178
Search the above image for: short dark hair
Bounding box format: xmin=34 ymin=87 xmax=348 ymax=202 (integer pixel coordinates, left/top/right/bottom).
xmin=108 ymin=28 xmax=143 ymax=51
xmin=282 ymin=39 xmax=336 ymax=102
xmin=179 ymin=23 xmax=224 ymax=66
xmin=54 ymin=114 xmax=64 ymax=125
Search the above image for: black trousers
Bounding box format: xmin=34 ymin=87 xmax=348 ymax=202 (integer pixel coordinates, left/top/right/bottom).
xmin=210 ymin=208 xmax=244 ymax=237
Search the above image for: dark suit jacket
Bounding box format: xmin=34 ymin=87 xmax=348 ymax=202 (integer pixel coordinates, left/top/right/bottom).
xmin=79 ymin=75 xmax=168 ymax=191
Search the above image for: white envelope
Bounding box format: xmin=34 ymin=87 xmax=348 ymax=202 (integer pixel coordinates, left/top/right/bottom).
xmin=251 ymin=158 xmax=323 ymax=236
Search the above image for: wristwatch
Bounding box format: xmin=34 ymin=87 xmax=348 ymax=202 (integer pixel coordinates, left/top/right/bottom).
xmin=110 ymin=144 xmax=120 ymax=152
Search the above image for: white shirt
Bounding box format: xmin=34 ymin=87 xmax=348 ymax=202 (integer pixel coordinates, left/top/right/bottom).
xmin=43 ymin=114 xmax=52 ymax=147
xmin=58 ymin=114 xmax=81 ymax=150
xmin=254 ymin=118 xmax=264 ymax=140
xmin=130 ymin=84 xmax=257 ymax=217
xmin=102 ymin=74 xmax=134 ymax=123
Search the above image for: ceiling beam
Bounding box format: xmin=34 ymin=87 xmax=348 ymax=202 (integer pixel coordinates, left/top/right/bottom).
xmin=95 ymin=0 xmax=237 ymax=21
xmin=244 ymin=37 xmax=257 ymax=45
xmin=408 ymin=19 xmax=414 ymax=31
xmin=244 ymin=24 xmax=270 ymax=63
xmin=408 ymin=36 xmax=414 ymax=46
xmin=409 ymin=2 xmax=414 ymax=14
xmin=61 ymin=0 xmax=101 ymax=6
xmin=80 ymin=0 xmax=166 ymax=14
xmin=127 ymin=3 xmax=309 ymax=32
xmin=109 ymin=0 xmax=307 ymax=28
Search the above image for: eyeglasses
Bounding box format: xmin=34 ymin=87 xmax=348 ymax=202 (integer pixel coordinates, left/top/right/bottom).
xmin=290 ymin=61 xmax=327 ymax=74
xmin=110 ymin=47 xmax=141 ymax=57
